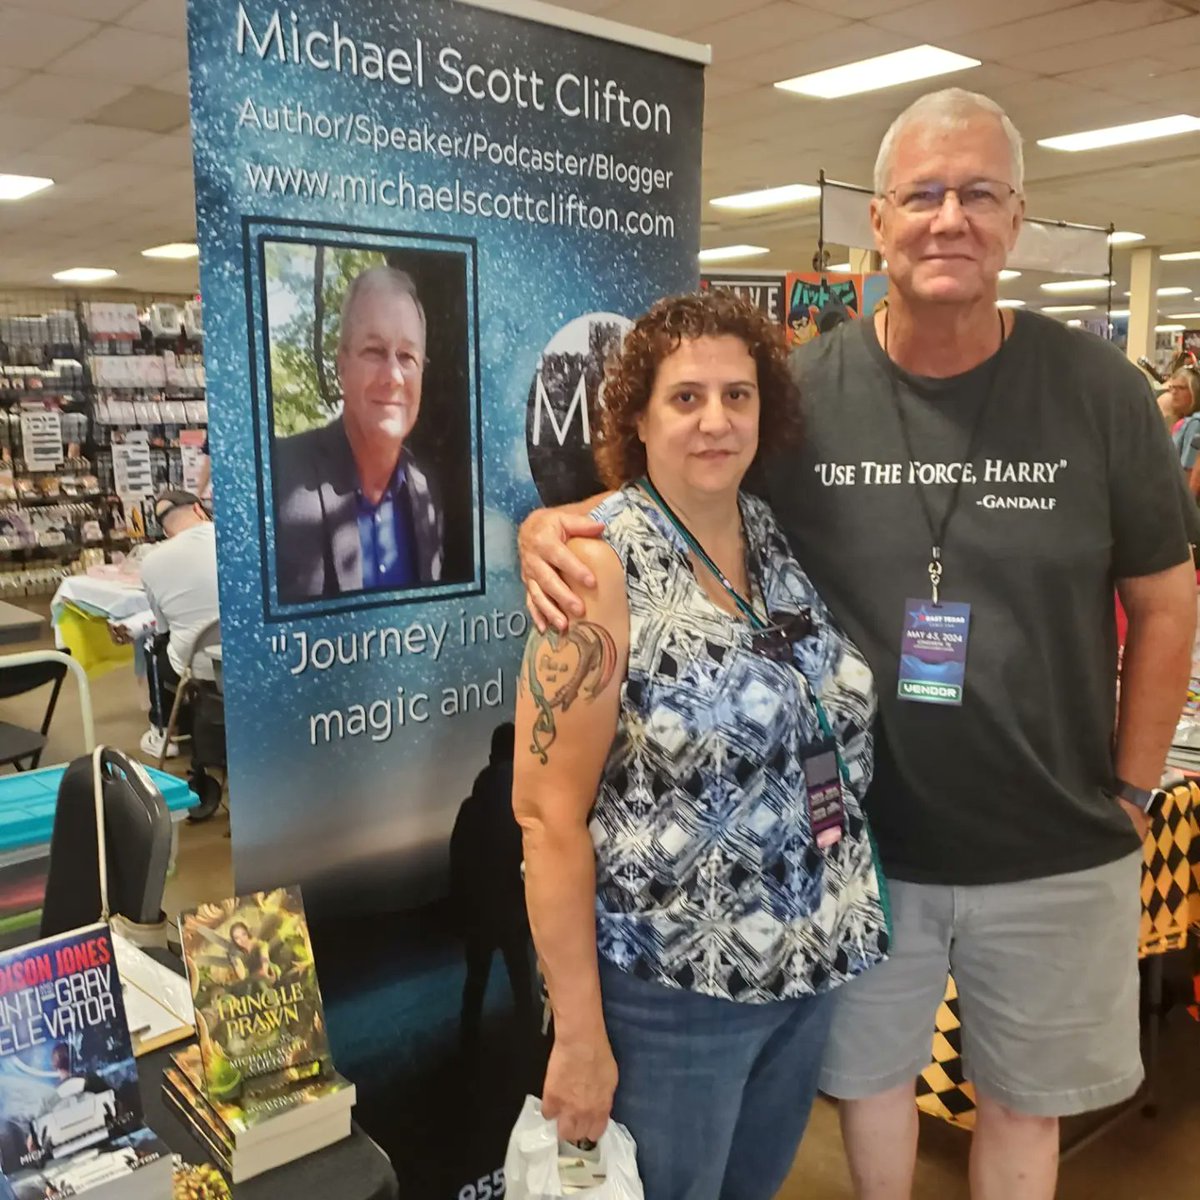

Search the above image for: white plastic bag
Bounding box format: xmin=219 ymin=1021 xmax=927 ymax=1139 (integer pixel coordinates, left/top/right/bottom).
xmin=503 ymin=1096 xmax=644 ymax=1199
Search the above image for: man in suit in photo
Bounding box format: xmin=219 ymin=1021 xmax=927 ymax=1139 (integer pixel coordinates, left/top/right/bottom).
xmin=273 ymin=265 xmax=444 ymax=602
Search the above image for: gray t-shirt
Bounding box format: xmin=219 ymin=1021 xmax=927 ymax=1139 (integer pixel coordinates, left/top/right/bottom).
xmin=766 ymin=310 xmax=1191 ymax=886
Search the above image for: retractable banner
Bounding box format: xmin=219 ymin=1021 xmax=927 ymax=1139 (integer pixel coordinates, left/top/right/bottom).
xmin=186 ymin=0 xmax=705 ymax=1191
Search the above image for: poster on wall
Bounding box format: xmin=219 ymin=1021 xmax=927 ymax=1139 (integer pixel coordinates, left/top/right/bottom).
xmin=700 ymin=272 xmax=786 ymax=324
xmin=784 ymin=270 xmax=888 ymax=346
xmin=186 ymin=0 xmax=705 ymax=1193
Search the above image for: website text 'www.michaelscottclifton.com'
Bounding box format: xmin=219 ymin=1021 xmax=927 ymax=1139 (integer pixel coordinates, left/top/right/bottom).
xmin=244 ymin=162 xmax=676 ymax=237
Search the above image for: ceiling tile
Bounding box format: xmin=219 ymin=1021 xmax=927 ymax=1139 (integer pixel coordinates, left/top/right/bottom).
xmin=0 ymin=8 xmax=97 ymax=71
xmin=45 ymin=26 xmax=187 ymax=85
xmin=118 ymin=0 xmax=185 ymax=39
xmin=8 ymin=0 xmax=138 ymax=21
xmin=38 ymin=122 xmax=155 ymax=160
xmin=720 ymin=23 xmax=911 ymax=83
xmin=0 ymin=115 xmax=73 ymax=156
xmin=0 ymin=68 xmax=29 ymax=93
xmin=154 ymin=67 xmax=191 ymax=97
xmin=797 ymin=0 xmax=922 ymax=17
xmin=999 ymin=12 xmax=1200 ymax=74
xmin=869 ymin=0 xmax=1085 ymax=37
xmin=597 ymin=0 xmax=774 ymax=36
xmin=941 ymin=0 xmax=1192 ymax=62
xmin=0 ymin=72 xmax=130 ymax=120
xmin=125 ymin=130 xmax=192 ymax=167
xmin=689 ymin=2 xmax=849 ymax=62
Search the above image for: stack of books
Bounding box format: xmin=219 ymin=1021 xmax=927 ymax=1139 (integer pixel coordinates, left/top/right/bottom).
xmin=162 ymin=1045 xmax=354 ymax=1183
xmin=0 ymin=925 xmax=173 ymax=1200
xmin=165 ymin=887 xmax=355 ymax=1182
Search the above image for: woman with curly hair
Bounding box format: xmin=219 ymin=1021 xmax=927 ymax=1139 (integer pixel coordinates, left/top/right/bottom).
xmin=512 ymin=291 xmax=889 ymax=1198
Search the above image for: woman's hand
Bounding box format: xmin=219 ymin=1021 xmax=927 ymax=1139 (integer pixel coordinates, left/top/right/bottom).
xmin=541 ymin=1034 xmax=619 ymax=1145
xmin=518 ymin=508 xmax=606 ymax=632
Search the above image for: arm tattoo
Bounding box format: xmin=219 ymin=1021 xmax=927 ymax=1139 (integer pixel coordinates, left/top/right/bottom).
xmin=522 ymin=622 xmax=617 ymax=764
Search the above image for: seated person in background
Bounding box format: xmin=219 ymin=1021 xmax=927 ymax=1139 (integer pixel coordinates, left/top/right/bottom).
xmin=134 ymin=491 xmax=219 ymax=760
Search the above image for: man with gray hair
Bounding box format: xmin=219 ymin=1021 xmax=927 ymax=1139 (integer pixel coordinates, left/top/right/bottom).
xmin=273 ymin=263 xmax=443 ymax=602
xmin=517 ymin=88 xmax=1195 ymax=1197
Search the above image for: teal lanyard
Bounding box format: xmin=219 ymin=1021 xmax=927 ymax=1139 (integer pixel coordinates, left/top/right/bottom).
xmin=637 ymin=476 xmax=849 ymax=776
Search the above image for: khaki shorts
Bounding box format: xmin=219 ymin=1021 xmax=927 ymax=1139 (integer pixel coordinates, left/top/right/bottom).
xmin=819 ymin=852 xmax=1143 ymax=1118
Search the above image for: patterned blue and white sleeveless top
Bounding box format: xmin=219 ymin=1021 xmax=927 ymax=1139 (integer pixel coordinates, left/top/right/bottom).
xmin=590 ymin=485 xmax=889 ymax=1003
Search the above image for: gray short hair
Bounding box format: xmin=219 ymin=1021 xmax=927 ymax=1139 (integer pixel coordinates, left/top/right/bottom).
xmin=337 ymin=265 xmax=426 ymax=354
xmin=874 ymin=88 xmax=1025 ymax=196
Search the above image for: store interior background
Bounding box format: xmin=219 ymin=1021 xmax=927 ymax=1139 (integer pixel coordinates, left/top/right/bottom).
xmin=0 ymin=0 xmax=1198 ymax=1195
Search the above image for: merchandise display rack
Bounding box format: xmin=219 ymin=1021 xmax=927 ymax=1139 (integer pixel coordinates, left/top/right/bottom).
xmin=0 ymin=291 xmax=206 ymax=596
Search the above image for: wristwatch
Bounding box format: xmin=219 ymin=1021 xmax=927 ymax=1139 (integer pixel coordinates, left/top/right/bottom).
xmin=1115 ymin=780 xmax=1169 ymax=818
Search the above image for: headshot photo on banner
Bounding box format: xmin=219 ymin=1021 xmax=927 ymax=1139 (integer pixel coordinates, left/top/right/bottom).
xmin=185 ymin=0 xmax=706 ymax=1193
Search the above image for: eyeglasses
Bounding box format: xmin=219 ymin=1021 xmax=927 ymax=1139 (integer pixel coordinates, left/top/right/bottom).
xmin=885 ymin=179 xmax=1017 ymax=215
xmin=750 ymin=609 xmax=814 ymax=662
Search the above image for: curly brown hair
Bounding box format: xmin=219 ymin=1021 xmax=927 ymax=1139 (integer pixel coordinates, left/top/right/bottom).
xmin=593 ymin=290 xmax=801 ymax=488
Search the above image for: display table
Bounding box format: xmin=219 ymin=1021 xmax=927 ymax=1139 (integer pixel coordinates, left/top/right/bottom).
xmin=137 ymin=949 xmax=399 ymax=1200
xmin=0 ymin=601 xmax=44 ymax=645
xmin=915 ymin=781 xmax=1200 ymax=1130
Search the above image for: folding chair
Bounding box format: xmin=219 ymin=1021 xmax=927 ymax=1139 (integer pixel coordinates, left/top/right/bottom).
xmin=0 ymin=657 xmax=68 ymax=771
xmin=156 ymin=618 xmax=225 ymax=821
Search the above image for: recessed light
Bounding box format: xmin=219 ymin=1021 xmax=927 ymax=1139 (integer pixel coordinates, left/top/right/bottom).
xmin=1160 ymin=250 xmax=1200 ymax=262
xmin=710 ymin=184 xmax=820 ymax=211
xmin=0 ymin=173 xmax=53 ymax=201
xmin=774 ymin=45 xmax=980 ymax=100
xmin=1042 ymin=305 xmax=1095 ymax=314
xmin=1157 ymin=324 xmax=1186 ymax=332
xmin=142 ymin=242 xmax=199 ymax=260
xmin=1038 ymin=114 xmax=1200 ymax=152
xmin=999 ymin=270 xmax=1021 ymax=281
xmin=1107 ymin=231 xmax=1145 ymax=246
xmin=1040 ymin=279 xmax=1114 ymax=294
xmin=52 ymin=268 xmax=116 ymax=283
xmin=996 ymin=299 xmax=1026 ymax=308
xmin=698 ymin=244 xmax=770 ymax=263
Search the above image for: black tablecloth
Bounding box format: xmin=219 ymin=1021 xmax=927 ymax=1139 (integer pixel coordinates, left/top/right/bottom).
xmin=138 ymin=952 xmax=399 ymax=1200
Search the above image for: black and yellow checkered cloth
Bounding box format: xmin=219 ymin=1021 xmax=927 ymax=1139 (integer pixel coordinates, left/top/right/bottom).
xmin=917 ymin=782 xmax=1200 ymax=1129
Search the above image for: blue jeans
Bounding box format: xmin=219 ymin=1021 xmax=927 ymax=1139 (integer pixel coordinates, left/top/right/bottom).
xmin=599 ymin=961 xmax=834 ymax=1200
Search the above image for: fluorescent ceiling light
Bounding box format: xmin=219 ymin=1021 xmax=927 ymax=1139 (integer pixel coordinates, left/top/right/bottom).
xmin=698 ymin=244 xmax=770 ymax=263
xmin=1126 ymin=286 xmax=1193 ymax=297
xmin=1040 ymin=278 xmax=1113 ymax=294
xmin=0 ymin=173 xmax=53 ymax=201
xmin=1160 ymin=250 xmax=1200 ymax=261
xmin=1038 ymin=114 xmax=1200 ymax=152
xmin=826 ymin=262 xmax=852 ymax=272
xmin=998 ymin=270 xmax=1021 ymax=281
xmin=1107 ymin=231 xmax=1145 ymax=245
xmin=1165 ymin=312 xmax=1200 ymax=320
xmin=142 ymin=242 xmax=199 ymax=260
xmin=1042 ymin=305 xmax=1095 ymax=314
xmin=1157 ymin=324 xmax=1186 ymax=332
xmin=996 ymin=299 xmax=1025 ymax=308
xmin=710 ymin=184 xmax=819 ymax=211
xmin=1067 ymin=320 xmax=1083 ymax=327
xmin=774 ymin=45 xmax=980 ymax=100
xmin=52 ymin=267 xmax=116 ymax=283
xmin=1107 ymin=309 xmax=1130 ymax=318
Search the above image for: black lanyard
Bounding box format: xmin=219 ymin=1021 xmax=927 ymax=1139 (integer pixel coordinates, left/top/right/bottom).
xmin=883 ymin=309 xmax=1007 ymax=603
xmin=637 ymin=475 xmax=767 ymax=629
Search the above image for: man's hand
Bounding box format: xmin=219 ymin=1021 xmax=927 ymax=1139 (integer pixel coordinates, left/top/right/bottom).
xmin=1117 ymin=797 xmax=1151 ymax=842
xmin=518 ymin=509 xmax=606 ymax=632
xmin=541 ymin=1034 xmax=618 ymax=1146
xmin=108 ymin=623 xmax=132 ymax=646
